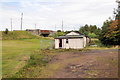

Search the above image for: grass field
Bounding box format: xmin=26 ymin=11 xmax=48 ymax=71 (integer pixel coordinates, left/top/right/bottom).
xmin=2 ymin=38 xmax=54 ymax=77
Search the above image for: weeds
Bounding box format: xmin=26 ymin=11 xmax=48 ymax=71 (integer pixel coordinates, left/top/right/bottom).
xmin=12 ymin=49 xmax=89 ymax=78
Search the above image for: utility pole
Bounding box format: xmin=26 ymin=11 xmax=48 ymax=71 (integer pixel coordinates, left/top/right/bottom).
xmin=62 ymin=20 xmax=63 ymax=32
xmin=11 ymin=18 xmax=12 ymax=31
xmin=35 ymin=24 xmax=36 ymax=29
xmin=74 ymin=27 xmax=75 ymax=31
xmin=55 ymin=24 xmax=56 ymax=31
xmin=21 ymin=13 xmax=23 ymax=31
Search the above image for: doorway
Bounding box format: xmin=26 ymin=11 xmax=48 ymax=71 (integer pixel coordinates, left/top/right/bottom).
xmin=59 ymin=39 xmax=62 ymax=48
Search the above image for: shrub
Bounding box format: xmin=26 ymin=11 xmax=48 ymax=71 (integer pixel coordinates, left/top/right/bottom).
xmin=57 ymin=30 xmax=61 ymax=32
xmin=49 ymin=32 xmax=66 ymax=38
xmin=88 ymin=33 xmax=97 ymax=38
xmin=4 ymin=28 xmax=9 ymax=34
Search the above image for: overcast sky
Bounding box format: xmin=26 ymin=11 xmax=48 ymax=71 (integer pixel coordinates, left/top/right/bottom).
xmin=0 ymin=0 xmax=118 ymax=31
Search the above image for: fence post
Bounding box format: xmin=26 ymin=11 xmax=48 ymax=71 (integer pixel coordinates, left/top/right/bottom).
xmin=40 ymin=40 xmax=42 ymax=50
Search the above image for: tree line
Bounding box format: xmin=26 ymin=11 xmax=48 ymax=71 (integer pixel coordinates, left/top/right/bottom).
xmin=79 ymin=2 xmax=120 ymax=45
xmin=79 ymin=24 xmax=101 ymax=38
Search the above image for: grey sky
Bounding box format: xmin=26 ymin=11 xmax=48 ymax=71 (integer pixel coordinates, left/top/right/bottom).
xmin=0 ymin=0 xmax=118 ymax=31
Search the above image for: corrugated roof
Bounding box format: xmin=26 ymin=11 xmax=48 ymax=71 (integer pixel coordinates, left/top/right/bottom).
xmin=55 ymin=35 xmax=83 ymax=39
xmin=55 ymin=31 xmax=86 ymax=39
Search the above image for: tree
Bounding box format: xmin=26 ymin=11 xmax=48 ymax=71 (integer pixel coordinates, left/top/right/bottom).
xmin=4 ymin=28 xmax=9 ymax=34
xmin=79 ymin=24 xmax=98 ymax=36
xmin=99 ymin=19 xmax=120 ymax=45
xmin=79 ymin=26 xmax=85 ymax=34
xmin=88 ymin=33 xmax=97 ymax=38
xmin=99 ymin=19 xmax=113 ymax=45
xmin=95 ymin=27 xmax=101 ymax=35
xmin=99 ymin=1 xmax=120 ymax=45
xmin=89 ymin=25 xmax=97 ymax=33
xmin=57 ymin=30 xmax=61 ymax=32
xmin=84 ymin=24 xmax=89 ymax=32
xmin=104 ymin=19 xmax=120 ymax=45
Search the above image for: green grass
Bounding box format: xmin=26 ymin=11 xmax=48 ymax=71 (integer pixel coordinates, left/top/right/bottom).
xmin=12 ymin=49 xmax=56 ymax=78
xmin=86 ymin=38 xmax=118 ymax=49
xmin=2 ymin=31 xmax=40 ymax=40
xmin=2 ymin=39 xmax=54 ymax=78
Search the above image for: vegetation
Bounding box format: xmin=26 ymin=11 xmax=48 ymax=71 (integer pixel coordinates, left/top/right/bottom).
xmin=57 ymin=30 xmax=62 ymax=32
xmin=49 ymin=32 xmax=66 ymax=38
xmin=4 ymin=28 xmax=9 ymax=34
xmin=99 ymin=4 xmax=120 ymax=45
xmin=79 ymin=24 xmax=101 ymax=38
xmin=88 ymin=33 xmax=97 ymax=38
xmin=2 ymin=31 xmax=40 ymax=40
xmin=86 ymin=39 xmax=118 ymax=49
xmin=12 ymin=49 xmax=57 ymax=78
xmin=2 ymin=29 xmax=55 ymax=78
xmin=12 ymin=48 xmax=89 ymax=78
xmin=2 ymin=38 xmax=54 ymax=77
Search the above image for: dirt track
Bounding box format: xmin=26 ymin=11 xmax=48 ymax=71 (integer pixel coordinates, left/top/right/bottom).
xmin=39 ymin=49 xmax=118 ymax=78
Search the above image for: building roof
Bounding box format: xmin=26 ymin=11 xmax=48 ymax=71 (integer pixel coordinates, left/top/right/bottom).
xmin=65 ymin=31 xmax=84 ymax=35
xmin=55 ymin=35 xmax=83 ymax=39
xmin=55 ymin=31 xmax=88 ymax=39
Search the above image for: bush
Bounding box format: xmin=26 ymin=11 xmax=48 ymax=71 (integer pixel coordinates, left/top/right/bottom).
xmin=57 ymin=30 xmax=61 ymax=32
xmin=4 ymin=28 xmax=9 ymax=34
xmin=88 ymin=33 xmax=97 ymax=38
xmin=49 ymin=32 xmax=66 ymax=38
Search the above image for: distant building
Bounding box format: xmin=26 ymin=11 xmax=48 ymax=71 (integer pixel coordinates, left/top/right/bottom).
xmin=40 ymin=30 xmax=50 ymax=37
xmin=26 ymin=29 xmax=56 ymax=37
xmin=55 ymin=31 xmax=90 ymax=49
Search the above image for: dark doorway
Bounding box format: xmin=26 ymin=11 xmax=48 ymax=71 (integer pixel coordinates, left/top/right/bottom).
xmin=59 ymin=39 xmax=62 ymax=48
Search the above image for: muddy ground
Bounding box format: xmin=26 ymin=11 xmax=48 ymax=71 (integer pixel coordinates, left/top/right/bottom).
xmin=39 ymin=49 xmax=118 ymax=78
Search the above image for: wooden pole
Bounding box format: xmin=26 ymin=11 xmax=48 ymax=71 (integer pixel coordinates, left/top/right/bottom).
xmin=55 ymin=24 xmax=56 ymax=31
xmin=11 ymin=18 xmax=12 ymax=31
xmin=35 ymin=24 xmax=36 ymax=29
xmin=62 ymin=20 xmax=63 ymax=32
xmin=21 ymin=13 xmax=23 ymax=31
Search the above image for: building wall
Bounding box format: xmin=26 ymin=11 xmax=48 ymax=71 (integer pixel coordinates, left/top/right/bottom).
xmin=55 ymin=39 xmax=59 ymax=49
xmin=55 ymin=38 xmax=84 ymax=49
xmin=63 ymin=38 xmax=84 ymax=49
xmin=83 ymin=36 xmax=87 ymax=47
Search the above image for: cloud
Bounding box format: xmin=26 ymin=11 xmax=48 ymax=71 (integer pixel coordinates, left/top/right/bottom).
xmin=0 ymin=0 xmax=117 ymax=31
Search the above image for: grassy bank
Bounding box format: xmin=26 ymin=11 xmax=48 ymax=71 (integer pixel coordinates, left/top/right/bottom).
xmin=2 ymin=31 xmax=40 ymax=40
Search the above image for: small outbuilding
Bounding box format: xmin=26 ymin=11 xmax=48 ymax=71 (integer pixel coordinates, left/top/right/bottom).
xmin=55 ymin=31 xmax=90 ymax=49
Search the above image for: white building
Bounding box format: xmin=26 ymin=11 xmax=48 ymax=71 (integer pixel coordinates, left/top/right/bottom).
xmin=55 ymin=31 xmax=90 ymax=49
